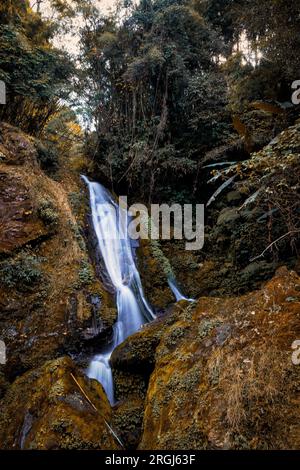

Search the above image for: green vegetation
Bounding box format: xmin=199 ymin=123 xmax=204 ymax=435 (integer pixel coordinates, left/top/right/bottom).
xmin=77 ymin=259 xmax=94 ymax=287
xmin=1 ymin=0 xmax=300 ymax=209
xmin=75 ymin=0 xmax=300 ymax=205
xmin=38 ymin=198 xmax=59 ymax=227
xmin=0 ymin=252 xmax=44 ymax=291
xmin=0 ymin=0 xmax=299 ymax=453
xmin=78 ymin=0 xmax=230 ymax=202
xmin=0 ymin=1 xmax=74 ymax=135
xmin=0 ymin=0 xmax=84 ymax=172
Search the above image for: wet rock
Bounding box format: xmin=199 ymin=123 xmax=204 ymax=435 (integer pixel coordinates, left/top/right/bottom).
xmin=0 ymin=357 xmax=121 ymax=449
xmin=226 ymin=191 xmax=242 ymax=204
xmin=239 ymin=261 xmax=277 ymax=287
xmin=137 ymin=240 xmax=174 ymax=310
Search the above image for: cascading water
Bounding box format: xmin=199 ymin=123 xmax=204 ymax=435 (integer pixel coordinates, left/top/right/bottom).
xmin=82 ymin=176 xmax=155 ymax=404
xmin=168 ymin=278 xmax=194 ymax=302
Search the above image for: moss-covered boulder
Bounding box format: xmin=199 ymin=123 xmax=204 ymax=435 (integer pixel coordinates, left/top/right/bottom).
xmin=111 ymin=302 xmax=189 ymax=402
xmin=139 ymin=267 xmax=300 ymax=449
xmin=0 ymin=357 xmax=121 ymax=450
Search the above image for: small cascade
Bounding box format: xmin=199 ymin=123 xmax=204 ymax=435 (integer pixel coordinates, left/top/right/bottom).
xmin=168 ymin=278 xmax=194 ymax=302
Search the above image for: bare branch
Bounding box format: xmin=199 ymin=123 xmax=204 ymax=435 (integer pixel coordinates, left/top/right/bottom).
xmin=250 ymin=230 xmax=300 ymax=262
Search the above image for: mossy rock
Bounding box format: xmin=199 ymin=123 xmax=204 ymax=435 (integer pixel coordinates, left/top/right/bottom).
xmin=139 ymin=268 xmax=300 ymax=450
xmin=0 ymin=356 xmax=121 ymax=450
xmin=112 ymin=398 xmax=144 ymax=449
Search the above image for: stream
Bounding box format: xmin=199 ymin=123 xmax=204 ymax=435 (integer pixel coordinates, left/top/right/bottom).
xmin=82 ymin=176 xmax=189 ymax=404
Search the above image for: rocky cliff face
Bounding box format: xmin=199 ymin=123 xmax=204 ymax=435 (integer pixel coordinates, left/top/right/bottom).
xmin=0 ymin=123 xmax=118 ymax=449
xmin=138 ymin=123 xmax=300 ymax=310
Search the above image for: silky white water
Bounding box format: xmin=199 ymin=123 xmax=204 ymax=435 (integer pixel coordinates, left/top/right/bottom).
xmin=168 ymin=278 xmax=194 ymax=302
xmin=82 ymin=176 xmax=154 ymax=404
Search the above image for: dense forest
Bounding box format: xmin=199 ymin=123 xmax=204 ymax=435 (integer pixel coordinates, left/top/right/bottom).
xmin=0 ymin=0 xmax=299 ymax=453
xmin=2 ymin=0 xmax=300 ymax=200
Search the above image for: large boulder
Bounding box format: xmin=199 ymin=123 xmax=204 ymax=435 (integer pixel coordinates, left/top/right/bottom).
xmin=139 ymin=268 xmax=300 ymax=450
xmin=111 ymin=302 xmax=189 ymax=402
xmin=0 ymin=357 xmax=121 ymax=450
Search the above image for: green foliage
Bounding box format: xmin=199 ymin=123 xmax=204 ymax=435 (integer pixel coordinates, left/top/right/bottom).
xmin=0 ymin=2 xmax=74 ymax=135
xmin=78 ymin=259 xmax=94 ymax=287
xmin=0 ymin=252 xmax=44 ymax=291
xmin=78 ymin=0 xmax=230 ymax=202
xmin=38 ymin=199 xmax=59 ymax=227
xmin=74 ymin=0 xmax=300 ymax=206
xmin=150 ymin=239 xmax=174 ymax=278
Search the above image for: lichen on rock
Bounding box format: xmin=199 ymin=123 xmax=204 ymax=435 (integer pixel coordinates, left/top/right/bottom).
xmin=139 ymin=268 xmax=300 ymax=450
xmin=0 ymin=357 xmax=121 ymax=449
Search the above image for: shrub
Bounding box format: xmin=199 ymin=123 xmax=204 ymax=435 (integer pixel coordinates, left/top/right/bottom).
xmin=78 ymin=260 xmax=94 ymax=287
xmin=38 ymin=199 xmax=59 ymax=227
xmin=0 ymin=253 xmax=44 ymax=291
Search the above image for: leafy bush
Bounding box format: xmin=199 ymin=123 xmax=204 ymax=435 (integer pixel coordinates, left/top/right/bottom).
xmin=0 ymin=20 xmax=74 ymax=135
xmin=78 ymin=260 xmax=94 ymax=287
xmin=38 ymin=198 xmax=59 ymax=227
xmin=0 ymin=253 xmax=44 ymax=291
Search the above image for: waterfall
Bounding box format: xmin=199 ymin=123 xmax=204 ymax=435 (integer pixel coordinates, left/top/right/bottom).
xmin=168 ymin=278 xmax=194 ymax=302
xmin=82 ymin=176 xmax=154 ymax=404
